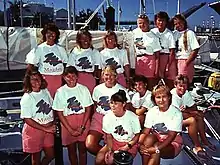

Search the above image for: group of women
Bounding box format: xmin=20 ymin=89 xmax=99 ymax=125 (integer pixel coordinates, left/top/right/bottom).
xmin=19 ymin=11 xmax=214 ymax=165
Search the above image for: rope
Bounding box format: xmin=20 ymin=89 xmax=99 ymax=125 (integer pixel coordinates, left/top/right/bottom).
xmin=0 ymin=90 xmax=23 ymax=96
xmin=0 ymin=81 xmax=23 ymax=84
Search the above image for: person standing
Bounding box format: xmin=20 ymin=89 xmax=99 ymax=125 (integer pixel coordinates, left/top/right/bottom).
xmin=133 ymin=14 xmax=161 ymax=90
xmin=67 ymin=28 xmax=101 ymax=93
xmin=151 ymin=11 xmax=176 ymax=89
xmin=26 ymin=23 xmax=68 ymax=98
xmin=100 ymin=31 xmax=130 ymax=88
xmin=173 ymin=14 xmax=200 ymax=84
xmin=20 ymin=68 xmax=55 ymax=165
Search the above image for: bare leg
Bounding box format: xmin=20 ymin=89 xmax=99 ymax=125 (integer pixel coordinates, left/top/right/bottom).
xmin=78 ymin=141 xmax=87 ymax=165
xmin=148 ymin=153 xmax=160 ymax=165
xmin=183 ymin=116 xmax=203 ymax=151
xmin=31 ymin=152 xmax=41 ymax=165
xmin=42 ymin=146 xmax=54 ymax=165
xmin=95 ymin=145 xmax=109 ymax=165
xmin=86 ymin=130 xmax=103 ymax=155
xmin=67 ymin=143 xmax=78 ymax=165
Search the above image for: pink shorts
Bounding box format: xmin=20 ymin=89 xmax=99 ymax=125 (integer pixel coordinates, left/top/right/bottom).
xmin=61 ymin=113 xmax=90 ymax=146
xmin=117 ymin=73 xmax=127 ymax=88
xmin=136 ymin=55 xmax=156 ymax=78
xmin=159 ymin=54 xmax=177 ymax=80
xmin=77 ymin=72 xmax=96 ymax=93
xmin=177 ymin=59 xmax=194 ymax=83
xmin=22 ymin=123 xmax=54 ymax=153
xmin=154 ymin=133 xmax=183 ymax=156
xmin=43 ymin=74 xmax=62 ymax=98
xmin=90 ymin=112 xmax=105 ymax=135
xmin=112 ymin=139 xmax=138 ymax=157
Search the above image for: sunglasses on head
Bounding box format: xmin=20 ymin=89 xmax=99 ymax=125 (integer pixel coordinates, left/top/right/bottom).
xmin=138 ymin=14 xmax=148 ymax=19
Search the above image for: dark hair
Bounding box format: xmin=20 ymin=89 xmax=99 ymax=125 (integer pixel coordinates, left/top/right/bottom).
xmin=174 ymin=74 xmax=189 ymax=86
xmin=41 ymin=23 xmax=60 ymax=44
xmin=173 ymin=14 xmax=187 ymax=30
xmin=76 ymin=28 xmax=93 ymax=49
xmin=151 ymin=83 xmax=171 ymax=105
xmin=132 ymin=75 xmax=148 ymax=88
xmin=23 ymin=67 xmax=47 ymax=93
xmin=111 ymin=90 xmax=127 ymax=103
xmin=63 ymin=66 xmax=78 ymax=77
xmin=154 ymin=11 xmax=170 ymax=27
xmin=104 ymin=30 xmax=121 ymax=49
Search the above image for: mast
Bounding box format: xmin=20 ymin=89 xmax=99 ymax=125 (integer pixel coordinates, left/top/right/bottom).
xmin=67 ymin=0 xmax=71 ymax=29
xmin=71 ymin=0 xmax=76 ymax=30
xmin=177 ymin=0 xmax=180 ymax=13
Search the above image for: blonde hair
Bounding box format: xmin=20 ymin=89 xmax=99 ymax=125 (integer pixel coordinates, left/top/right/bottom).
xmin=102 ymin=65 xmax=117 ymax=77
xmin=151 ymin=84 xmax=171 ymax=105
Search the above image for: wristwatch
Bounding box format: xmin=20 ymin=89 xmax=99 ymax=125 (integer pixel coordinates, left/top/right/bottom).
xmin=155 ymin=146 xmax=160 ymax=154
xmin=80 ymin=125 xmax=86 ymax=131
xmin=127 ymin=143 xmax=132 ymax=149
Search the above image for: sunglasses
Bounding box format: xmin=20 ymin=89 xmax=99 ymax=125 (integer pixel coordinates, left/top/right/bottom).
xmin=138 ymin=14 xmax=148 ymax=19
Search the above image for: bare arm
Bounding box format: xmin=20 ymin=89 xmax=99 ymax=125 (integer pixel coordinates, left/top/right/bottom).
xmin=56 ymin=111 xmax=75 ymax=134
xmin=138 ymin=128 xmax=151 ymax=145
xmin=135 ymin=106 xmax=147 ymax=116
xmin=186 ymin=48 xmax=199 ymax=66
xmin=81 ymin=105 xmax=92 ymax=128
xmin=106 ymin=133 xmax=113 ymax=151
xmin=157 ymin=131 xmax=177 ymax=150
xmin=124 ymin=64 xmax=130 ymax=82
xmin=154 ymin=51 xmax=160 ymax=77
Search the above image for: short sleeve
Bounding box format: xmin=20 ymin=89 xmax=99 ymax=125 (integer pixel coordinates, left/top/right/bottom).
xmin=142 ymin=96 xmax=154 ymax=109
xmin=183 ymin=91 xmax=195 ymax=107
xmin=25 ymin=47 xmax=40 ymax=65
xmin=102 ymin=113 xmax=113 ymax=134
xmin=92 ymin=86 xmax=99 ymax=102
xmin=168 ymin=32 xmax=176 ymax=49
xmin=67 ymin=52 xmax=76 ymax=67
xmin=20 ymin=94 xmax=34 ymax=119
xmin=188 ymin=31 xmax=200 ymax=50
xmin=144 ymin=107 xmax=155 ymax=128
xmin=131 ymin=114 xmax=141 ymax=134
xmin=153 ymin=37 xmax=162 ymax=52
xmin=52 ymin=90 xmax=65 ymax=111
xmin=58 ymin=46 xmax=69 ymax=63
xmin=121 ymin=49 xmax=129 ymax=66
xmin=167 ymin=108 xmax=183 ymax=132
xmin=131 ymin=93 xmax=140 ymax=108
xmin=93 ymin=50 xmax=102 ymax=69
xmin=81 ymin=86 xmax=94 ymax=107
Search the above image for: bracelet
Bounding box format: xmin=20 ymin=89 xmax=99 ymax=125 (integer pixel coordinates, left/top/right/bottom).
xmin=80 ymin=125 xmax=86 ymax=131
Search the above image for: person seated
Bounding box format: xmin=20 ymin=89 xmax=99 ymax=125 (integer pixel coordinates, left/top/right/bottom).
xmin=131 ymin=75 xmax=155 ymax=127
xmin=95 ymin=90 xmax=141 ymax=165
xmin=139 ymin=84 xmax=183 ymax=165
xmin=171 ymin=74 xmax=216 ymax=156
xmin=86 ymin=65 xmax=131 ymax=156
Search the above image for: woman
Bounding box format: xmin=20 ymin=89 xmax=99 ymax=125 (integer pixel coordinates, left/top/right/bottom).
xmin=100 ymin=31 xmax=130 ymax=88
xmin=86 ymin=65 xmax=131 ymax=155
xmin=20 ymin=68 xmax=55 ymax=165
xmin=131 ymin=75 xmax=154 ymax=127
xmin=26 ymin=23 xmax=68 ymax=98
xmin=95 ymin=90 xmax=141 ymax=165
xmin=133 ymin=14 xmax=161 ymax=90
xmin=67 ymin=28 xmax=101 ymax=93
xmin=139 ymin=84 xmax=183 ymax=165
xmin=151 ymin=11 xmax=176 ymax=89
xmin=52 ymin=66 xmax=93 ymax=165
xmin=173 ymin=14 xmax=200 ymax=83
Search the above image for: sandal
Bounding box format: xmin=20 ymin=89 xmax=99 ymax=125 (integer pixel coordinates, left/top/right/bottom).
xmin=203 ymin=144 xmax=217 ymax=152
xmin=192 ymin=148 xmax=209 ymax=160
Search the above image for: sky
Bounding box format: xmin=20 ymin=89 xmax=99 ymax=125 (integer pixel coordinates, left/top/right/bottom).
xmin=1 ymin=0 xmax=220 ymax=28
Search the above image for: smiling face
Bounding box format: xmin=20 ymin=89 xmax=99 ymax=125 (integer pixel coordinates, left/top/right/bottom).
xmin=110 ymin=100 xmax=126 ymax=116
xmin=175 ymin=82 xmax=188 ymax=97
xmin=156 ymin=18 xmax=166 ymax=32
xmin=30 ymin=74 xmax=42 ymax=92
xmin=105 ymin=34 xmax=117 ymax=49
xmin=134 ymin=81 xmax=147 ymax=96
xmin=174 ymin=18 xmax=185 ymax=32
xmin=154 ymin=91 xmax=170 ymax=112
xmin=137 ymin=18 xmax=149 ymax=32
xmin=79 ymin=34 xmax=91 ymax=49
xmin=103 ymin=70 xmax=117 ymax=88
xmin=63 ymin=73 xmax=78 ymax=88
xmin=45 ymin=30 xmax=56 ymax=45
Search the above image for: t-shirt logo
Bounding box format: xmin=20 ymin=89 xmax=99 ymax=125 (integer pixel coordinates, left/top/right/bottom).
xmin=44 ymin=53 xmax=62 ymax=66
xmin=98 ymin=96 xmax=110 ymax=111
xmin=77 ymin=57 xmax=92 ymax=69
xmin=67 ymin=96 xmax=82 ymax=112
xmin=135 ymin=37 xmax=146 ymax=50
xmin=36 ymin=99 xmax=52 ymax=114
xmin=152 ymin=123 xmax=168 ymax=134
xmin=105 ymin=58 xmax=121 ymax=69
xmin=114 ymin=125 xmax=128 ymax=136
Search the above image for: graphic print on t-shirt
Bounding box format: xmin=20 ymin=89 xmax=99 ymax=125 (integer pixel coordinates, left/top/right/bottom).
xmin=114 ymin=125 xmax=128 ymax=136
xmin=43 ymin=53 xmax=62 ymax=66
xmin=105 ymin=58 xmax=121 ymax=69
xmin=67 ymin=96 xmax=83 ymax=112
xmin=98 ymin=96 xmax=110 ymax=111
xmin=77 ymin=57 xmax=92 ymax=69
xmin=152 ymin=123 xmax=168 ymax=134
xmin=36 ymin=99 xmax=52 ymax=114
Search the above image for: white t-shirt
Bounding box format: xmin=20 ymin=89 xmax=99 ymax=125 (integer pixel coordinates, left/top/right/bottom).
xmin=20 ymin=89 xmax=54 ymax=124
xmin=151 ymin=28 xmax=175 ymax=54
xmin=173 ymin=29 xmax=200 ymax=59
xmin=26 ymin=42 xmax=68 ymax=75
xmin=52 ymin=83 xmax=93 ymax=116
xmin=100 ymin=47 xmax=129 ymax=74
xmin=144 ymin=105 xmax=183 ymax=133
xmin=103 ymin=110 xmax=141 ymax=142
xmin=67 ymin=47 xmax=101 ymax=72
xmin=92 ymin=83 xmax=131 ymax=115
xmin=171 ymin=88 xmax=195 ymax=109
xmin=131 ymin=90 xmax=154 ymax=109
xmin=133 ymin=28 xmax=161 ymax=55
